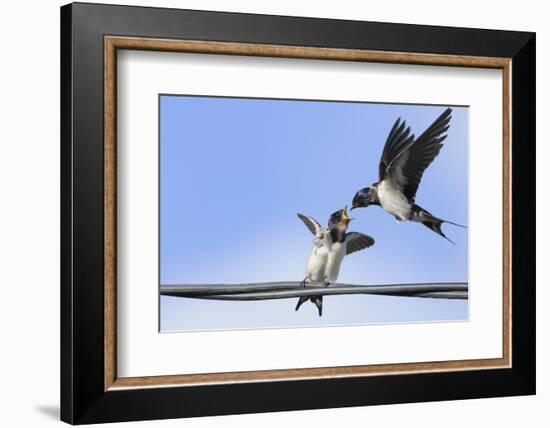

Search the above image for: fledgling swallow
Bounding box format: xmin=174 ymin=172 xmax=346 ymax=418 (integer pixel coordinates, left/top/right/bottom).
xmin=351 ymin=108 xmax=465 ymax=243
xmin=296 ymin=207 xmax=375 ymax=316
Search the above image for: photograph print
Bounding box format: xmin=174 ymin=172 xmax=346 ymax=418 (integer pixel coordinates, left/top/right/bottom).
xmin=159 ymin=95 xmax=468 ymax=332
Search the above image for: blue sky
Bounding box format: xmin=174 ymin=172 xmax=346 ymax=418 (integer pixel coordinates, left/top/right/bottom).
xmin=159 ymin=95 xmax=468 ymax=331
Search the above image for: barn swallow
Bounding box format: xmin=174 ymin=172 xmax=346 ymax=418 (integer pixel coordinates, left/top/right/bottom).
xmin=296 ymin=207 xmax=375 ymax=316
xmin=351 ymin=108 xmax=465 ymax=243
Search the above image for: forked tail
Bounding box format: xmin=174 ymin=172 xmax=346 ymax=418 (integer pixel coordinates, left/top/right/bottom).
xmin=411 ymin=204 xmax=466 ymax=245
xmin=295 ymin=296 xmax=323 ymax=317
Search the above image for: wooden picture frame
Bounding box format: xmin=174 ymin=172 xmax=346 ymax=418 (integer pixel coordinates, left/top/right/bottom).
xmin=61 ymin=2 xmax=535 ymax=424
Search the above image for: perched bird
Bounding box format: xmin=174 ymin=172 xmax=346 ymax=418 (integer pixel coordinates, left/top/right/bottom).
xmin=351 ymin=107 xmax=465 ymax=243
xmin=296 ymin=207 xmax=375 ymax=316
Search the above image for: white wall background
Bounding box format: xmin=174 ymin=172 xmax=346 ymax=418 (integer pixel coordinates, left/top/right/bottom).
xmin=0 ymin=0 xmax=545 ymax=426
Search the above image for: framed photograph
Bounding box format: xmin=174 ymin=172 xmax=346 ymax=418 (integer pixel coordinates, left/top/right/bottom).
xmin=61 ymin=2 xmax=535 ymax=424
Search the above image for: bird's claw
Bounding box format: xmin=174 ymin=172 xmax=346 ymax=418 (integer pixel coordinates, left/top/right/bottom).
xmin=323 ymin=280 xmax=330 ymax=287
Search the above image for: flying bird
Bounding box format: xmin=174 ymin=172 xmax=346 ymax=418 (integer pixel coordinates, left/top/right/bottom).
xmin=296 ymin=207 xmax=374 ymax=316
xmin=351 ymin=107 xmax=465 ymax=243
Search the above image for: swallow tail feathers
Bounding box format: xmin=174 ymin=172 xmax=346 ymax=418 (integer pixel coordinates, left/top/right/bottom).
xmin=295 ymin=296 xmax=308 ymax=312
xmin=313 ymin=296 xmax=323 ymax=317
xmin=410 ymin=204 xmax=465 ymax=245
xmin=295 ymin=295 xmax=323 ymax=316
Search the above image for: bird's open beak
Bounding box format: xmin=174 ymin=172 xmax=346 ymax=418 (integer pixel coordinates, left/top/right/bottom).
xmin=342 ymin=206 xmax=353 ymax=225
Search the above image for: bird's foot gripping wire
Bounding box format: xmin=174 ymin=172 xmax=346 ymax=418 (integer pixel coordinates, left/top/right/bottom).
xmin=300 ymin=276 xmax=310 ymax=288
xmin=323 ymin=279 xmax=330 ymax=287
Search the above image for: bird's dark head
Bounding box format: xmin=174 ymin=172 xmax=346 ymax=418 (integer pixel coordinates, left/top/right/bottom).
xmin=351 ymin=186 xmax=377 ymax=210
xmin=328 ymin=206 xmax=353 ymax=229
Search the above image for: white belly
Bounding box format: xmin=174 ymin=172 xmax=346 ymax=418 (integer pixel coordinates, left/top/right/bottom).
xmin=377 ymin=180 xmax=411 ymax=221
xmin=306 ymin=245 xmax=329 ymax=282
xmin=324 ymin=242 xmax=346 ymax=282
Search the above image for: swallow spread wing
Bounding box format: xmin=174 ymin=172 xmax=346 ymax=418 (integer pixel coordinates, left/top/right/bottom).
xmin=297 ymin=213 xmax=322 ymax=235
xmin=345 ymin=232 xmax=375 ymax=255
xmin=379 ymin=107 xmax=452 ymax=202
